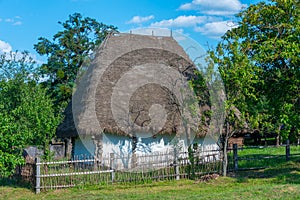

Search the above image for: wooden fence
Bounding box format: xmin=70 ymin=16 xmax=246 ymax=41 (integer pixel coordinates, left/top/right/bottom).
xmin=34 ymin=149 xmax=222 ymax=193
xmin=14 ymin=142 xmax=300 ymax=193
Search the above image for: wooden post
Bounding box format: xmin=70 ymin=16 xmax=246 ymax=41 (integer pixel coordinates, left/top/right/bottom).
xmin=65 ymin=138 xmax=72 ymax=158
xmin=233 ymin=144 xmax=238 ymax=172
xmin=286 ymin=139 xmax=290 ymax=161
xmin=93 ymin=134 xmax=103 ymax=170
xmin=131 ymin=136 xmax=137 ymax=169
xmin=174 ymin=148 xmax=180 ymax=180
xmin=110 ymin=153 xmax=115 ymax=182
xmin=35 ymin=157 xmax=40 ymax=194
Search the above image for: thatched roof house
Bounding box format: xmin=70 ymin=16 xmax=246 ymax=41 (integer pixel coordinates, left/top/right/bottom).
xmin=57 ymin=32 xmax=217 ymax=164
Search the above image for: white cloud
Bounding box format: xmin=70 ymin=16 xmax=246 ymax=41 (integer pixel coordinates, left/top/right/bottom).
xmin=0 ymin=40 xmax=44 ymax=64
xmin=0 ymin=40 xmax=13 ymax=53
xmin=174 ymin=29 xmax=185 ymax=34
xmin=127 ymin=15 xmax=154 ymax=24
xmin=179 ymin=0 xmax=246 ymax=16
xmin=151 ymin=15 xmax=211 ymax=27
xmin=128 ymin=1 xmax=245 ymax=40
xmin=194 ymin=21 xmax=237 ymax=38
xmin=5 ymin=18 xmax=14 ymax=23
xmin=2 ymin=16 xmax=23 ymax=26
xmin=13 ymin=21 xmax=22 ymax=26
xmin=179 ymin=3 xmax=193 ymax=10
xmin=130 ymin=28 xmax=172 ymax=37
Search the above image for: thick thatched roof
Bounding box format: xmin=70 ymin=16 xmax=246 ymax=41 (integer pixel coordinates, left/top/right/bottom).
xmin=57 ymin=33 xmax=208 ymax=138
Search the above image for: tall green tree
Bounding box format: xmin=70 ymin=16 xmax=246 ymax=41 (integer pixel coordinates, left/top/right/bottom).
xmin=210 ymin=0 xmax=299 ymax=143
xmin=236 ymin=0 xmax=299 ymax=144
xmin=207 ymin=11 xmax=261 ymax=175
xmin=210 ymin=0 xmax=299 ymax=174
xmin=34 ymin=13 xmax=118 ymax=108
xmin=0 ymin=52 xmax=61 ymax=176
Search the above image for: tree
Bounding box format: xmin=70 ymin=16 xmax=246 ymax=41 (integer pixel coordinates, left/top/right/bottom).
xmin=34 ymin=13 xmax=118 ymax=108
xmin=206 ymin=34 xmax=255 ymax=175
xmin=233 ymin=0 xmax=299 ymax=145
xmin=210 ymin=0 xmax=299 ymax=174
xmin=0 ymin=52 xmax=61 ymax=176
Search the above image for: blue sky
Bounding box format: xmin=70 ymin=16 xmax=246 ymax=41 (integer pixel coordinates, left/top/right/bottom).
xmin=0 ymin=0 xmax=261 ymax=63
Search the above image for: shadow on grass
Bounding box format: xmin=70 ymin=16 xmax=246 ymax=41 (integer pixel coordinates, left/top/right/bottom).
xmin=232 ymin=161 xmax=300 ymax=184
xmin=0 ymin=176 xmax=33 ymax=189
xmin=228 ymin=153 xmax=300 ymax=171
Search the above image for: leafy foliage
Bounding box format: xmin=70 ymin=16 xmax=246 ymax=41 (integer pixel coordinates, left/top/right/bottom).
xmin=34 ymin=13 xmax=118 ymax=108
xmin=0 ymin=51 xmax=37 ymax=80
xmin=0 ymin=52 xmax=61 ymax=176
xmin=209 ymin=0 xmax=299 ymax=175
xmin=210 ymin=0 xmax=299 ymax=141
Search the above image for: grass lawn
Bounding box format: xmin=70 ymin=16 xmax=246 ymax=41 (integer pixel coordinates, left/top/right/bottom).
xmin=228 ymin=145 xmax=300 ymax=170
xmin=238 ymin=145 xmax=300 ymax=156
xmin=1 ymin=161 xmax=300 ymax=200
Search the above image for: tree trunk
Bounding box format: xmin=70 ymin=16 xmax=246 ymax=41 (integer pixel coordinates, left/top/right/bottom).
xmin=222 ymin=136 xmax=228 ymax=177
xmin=276 ymin=126 xmax=281 ymax=147
xmin=43 ymin=141 xmax=50 ymax=160
xmin=264 ymin=134 xmax=268 ymax=146
xmin=222 ymin=122 xmax=230 ymax=177
xmin=131 ymin=136 xmax=138 ymax=168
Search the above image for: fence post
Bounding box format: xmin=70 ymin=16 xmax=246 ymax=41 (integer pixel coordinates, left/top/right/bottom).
xmin=174 ymin=148 xmax=180 ymax=180
xmin=233 ymin=144 xmax=238 ymax=172
xmin=110 ymin=153 xmax=115 ymax=182
xmin=35 ymin=157 xmax=40 ymax=194
xmin=286 ymin=139 xmax=290 ymax=161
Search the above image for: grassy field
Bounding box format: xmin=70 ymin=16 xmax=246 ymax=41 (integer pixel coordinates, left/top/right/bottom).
xmin=228 ymin=145 xmax=300 ymax=170
xmin=1 ymin=160 xmax=300 ymax=200
xmin=238 ymin=145 xmax=300 ymax=156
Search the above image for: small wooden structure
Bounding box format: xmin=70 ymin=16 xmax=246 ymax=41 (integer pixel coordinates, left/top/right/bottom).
xmin=228 ymin=137 xmax=244 ymax=148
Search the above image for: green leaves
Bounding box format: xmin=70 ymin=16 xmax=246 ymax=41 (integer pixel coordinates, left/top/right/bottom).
xmin=210 ymin=0 xmax=299 ymax=141
xmin=0 ymin=52 xmax=61 ymax=176
xmin=0 ymin=51 xmax=37 ymax=81
xmin=34 ymin=13 xmax=118 ymax=107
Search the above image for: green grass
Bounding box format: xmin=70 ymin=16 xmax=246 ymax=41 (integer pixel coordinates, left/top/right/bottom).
xmin=1 ymin=161 xmax=300 ymax=200
xmin=238 ymin=145 xmax=300 ymax=156
xmin=228 ymin=145 xmax=300 ymax=170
